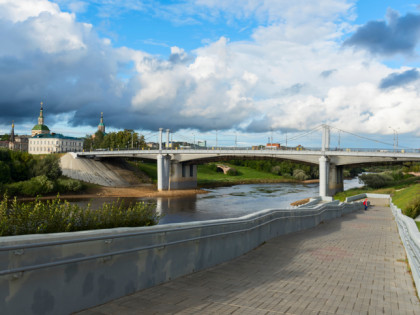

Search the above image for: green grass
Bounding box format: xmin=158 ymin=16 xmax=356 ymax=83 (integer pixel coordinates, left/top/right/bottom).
xmin=135 ymin=162 xmax=157 ymax=182
xmin=417 ymin=221 xmax=420 ymax=230
xmin=197 ymin=164 xmax=295 ymax=187
xmin=334 ymin=187 xmax=395 ymax=202
xmin=391 ymin=184 xmax=420 ymax=211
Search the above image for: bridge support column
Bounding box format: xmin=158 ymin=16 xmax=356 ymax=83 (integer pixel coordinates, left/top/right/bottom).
xmin=328 ymin=164 xmax=344 ymax=196
xmin=169 ymin=162 xmax=197 ymax=190
xmin=319 ymin=156 xmax=329 ymax=197
xmin=157 ymin=154 xmax=170 ymax=191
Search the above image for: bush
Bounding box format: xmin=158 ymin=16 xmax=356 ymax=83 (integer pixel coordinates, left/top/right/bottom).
xmin=271 ymin=165 xmax=281 ymax=175
xmin=57 ymin=178 xmax=84 ymax=193
xmin=226 ymin=168 xmax=238 ymax=176
xmin=403 ymin=197 xmax=420 ymax=219
xmin=0 ymin=194 xmax=159 ymax=236
xmin=293 ymin=169 xmax=310 ymax=181
xmin=32 ymin=155 xmax=62 ymax=180
xmin=358 ymin=173 xmax=392 ymax=189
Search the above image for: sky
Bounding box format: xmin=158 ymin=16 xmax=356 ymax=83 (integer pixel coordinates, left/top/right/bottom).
xmin=0 ymin=0 xmax=419 ymax=149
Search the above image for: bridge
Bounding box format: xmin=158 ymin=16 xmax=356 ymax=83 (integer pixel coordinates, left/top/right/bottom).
xmin=77 ymin=126 xmax=420 ymax=196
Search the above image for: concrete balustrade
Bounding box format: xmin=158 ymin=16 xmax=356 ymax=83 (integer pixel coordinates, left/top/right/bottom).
xmin=1 ymin=200 xmax=364 ymax=314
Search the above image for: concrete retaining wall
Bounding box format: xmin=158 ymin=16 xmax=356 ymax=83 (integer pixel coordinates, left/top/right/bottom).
xmin=390 ymin=199 xmax=420 ymax=297
xmin=60 ymin=153 xmax=137 ymax=187
xmin=1 ymin=201 xmax=363 ymax=315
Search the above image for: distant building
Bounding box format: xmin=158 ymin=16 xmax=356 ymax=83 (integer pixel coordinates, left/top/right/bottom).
xmin=8 ymin=121 xmax=29 ymax=152
xmin=29 ymin=133 xmax=83 ymax=154
xmin=31 ymin=102 xmax=50 ymax=137
xmin=266 ymin=143 xmax=281 ymax=149
xmin=27 ymin=102 xmax=84 ymax=154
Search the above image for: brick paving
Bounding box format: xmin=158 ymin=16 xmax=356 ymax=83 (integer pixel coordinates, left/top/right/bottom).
xmin=77 ymin=199 xmax=420 ymax=314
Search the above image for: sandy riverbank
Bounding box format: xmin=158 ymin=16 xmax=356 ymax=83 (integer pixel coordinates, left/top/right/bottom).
xmin=18 ymin=185 xmax=207 ymax=201
xmin=19 ymin=178 xmax=320 ymax=201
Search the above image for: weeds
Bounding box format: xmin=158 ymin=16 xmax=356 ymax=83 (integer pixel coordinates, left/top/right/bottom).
xmin=0 ymin=194 xmax=159 ymax=236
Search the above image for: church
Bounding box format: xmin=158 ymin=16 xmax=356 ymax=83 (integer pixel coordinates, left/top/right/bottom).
xmin=28 ymin=102 xmax=84 ymax=154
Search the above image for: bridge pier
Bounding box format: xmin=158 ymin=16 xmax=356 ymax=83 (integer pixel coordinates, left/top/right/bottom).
xmin=157 ymin=154 xmax=171 ymax=191
xmin=169 ymin=162 xmax=197 ymax=190
xmin=319 ymin=156 xmax=344 ymax=197
xmin=328 ymin=164 xmax=344 ymax=196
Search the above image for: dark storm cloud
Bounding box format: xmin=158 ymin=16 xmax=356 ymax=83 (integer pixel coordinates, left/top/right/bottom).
xmin=343 ymin=11 xmax=420 ymax=56
xmin=379 ymin=69 xmax=420 ymax=89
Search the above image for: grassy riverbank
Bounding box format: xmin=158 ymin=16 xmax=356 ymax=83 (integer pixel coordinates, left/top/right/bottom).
xmin=135 ymin=161 xmax=316 ymax=187
xmin=197 ymin=164 xmax=299 ymax=187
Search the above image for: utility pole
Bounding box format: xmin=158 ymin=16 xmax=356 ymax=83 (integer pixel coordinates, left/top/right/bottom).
xmin=389 ymin=126 xmax=399 ymax=152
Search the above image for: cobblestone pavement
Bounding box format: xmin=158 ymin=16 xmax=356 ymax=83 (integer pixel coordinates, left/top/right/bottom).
xmin=77 ymin=199 xmax=420 ymax=314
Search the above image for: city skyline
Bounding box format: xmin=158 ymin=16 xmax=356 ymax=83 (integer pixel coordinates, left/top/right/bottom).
xmin=0 ymin=0 xmax=419 ymax=149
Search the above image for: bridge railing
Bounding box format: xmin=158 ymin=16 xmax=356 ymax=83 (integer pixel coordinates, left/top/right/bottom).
xmin=84 ymin=146 xmax=420 ymax=154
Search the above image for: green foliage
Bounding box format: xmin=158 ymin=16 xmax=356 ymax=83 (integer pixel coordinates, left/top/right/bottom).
xmin=359 ymin=173 xmax=392 ymax=189
xmin=84 ymin=130 xmax=147 ymax=151
xmin=229 ymin=159 xmax=318 ymax=179
xmin=226 ymin=168 xmax=238 ymax=176
xmin=392 ymin=184 xmax=420 ymax=219
xmin=0 ymin=161 xmax=11 ymax=183
xmin=32 ymin=155 xmax=62 ymax=180
xmin=403 ymin=197 xmax=420 ymax=219
xmin=56 ymin=178 xmax=84 ymax=192
xmin=0 ymin=150 xmax=36 ymax=182
xmin=293 ymin=169 xmax=310 ymax=181
xmin=0 ymin=194 xmax=159 ymax=236
xmin=0 ymin=134 xmax=10 ymax=141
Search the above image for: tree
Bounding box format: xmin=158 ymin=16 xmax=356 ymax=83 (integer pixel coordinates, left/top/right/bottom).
xmin=33 ymin=155 xmax=62 ymax=180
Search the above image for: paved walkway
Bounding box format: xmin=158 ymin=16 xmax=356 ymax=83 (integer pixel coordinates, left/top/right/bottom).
xmin=77 ymin=199 xmax=420 ymax=314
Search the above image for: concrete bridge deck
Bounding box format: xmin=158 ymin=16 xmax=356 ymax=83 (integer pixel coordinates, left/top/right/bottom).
xmin=77 ymin=199 xmax=420 ymax=315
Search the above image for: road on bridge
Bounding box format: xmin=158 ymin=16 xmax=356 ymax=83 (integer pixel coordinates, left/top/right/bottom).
xmin=77 ymin=199 xmax=420 ymax=314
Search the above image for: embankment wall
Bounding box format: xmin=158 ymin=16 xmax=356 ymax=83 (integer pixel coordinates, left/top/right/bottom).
xmin=1 ymin=200 xmax=363 ymax=315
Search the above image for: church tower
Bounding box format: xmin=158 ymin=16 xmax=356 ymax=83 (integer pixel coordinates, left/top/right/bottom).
xmin=10 ymin=121 xmax=15 ymax=143
xmin=98 ymin=112 xmax=105 ymax=133
xmin=31 ymin=101 xmax=50 ymax=136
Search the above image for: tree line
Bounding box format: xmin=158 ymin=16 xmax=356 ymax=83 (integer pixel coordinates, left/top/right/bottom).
xmin=83 ymin=130 xmax=147 ymax=151
xmin=0 ymin=149 xmax=84 ymax=196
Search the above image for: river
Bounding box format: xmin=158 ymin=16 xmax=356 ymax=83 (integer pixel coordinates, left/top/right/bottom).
xmin=72 ymin=177 xmax=362 ymax=225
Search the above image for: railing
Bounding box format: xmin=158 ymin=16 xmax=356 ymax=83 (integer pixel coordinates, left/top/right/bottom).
xmin=83 ymin=147 xmax=420 ymax=154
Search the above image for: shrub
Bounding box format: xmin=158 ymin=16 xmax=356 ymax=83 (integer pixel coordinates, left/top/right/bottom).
xmin=226 ymin=168 xmax=238 ymax=176
xmin=403 ymin=197 xmax=420 ymax=219
xmin=358 ymin=173 xmax=392 ymax=189
xmin=32 ymin=155 xmax=62 ymax=180
xmin=271 ymin=165 xmax=281 ymax=175
xmin=57 ymin=178 xmax=84 ymax=193
xmin=293 ymin=169 xmax=310 ymax=181
xmin=0 ymin=194 xmax=159 ymax=236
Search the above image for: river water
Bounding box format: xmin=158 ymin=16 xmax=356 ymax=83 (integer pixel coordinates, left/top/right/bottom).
xmin=72 ymin=178 xmax=362 ymax=225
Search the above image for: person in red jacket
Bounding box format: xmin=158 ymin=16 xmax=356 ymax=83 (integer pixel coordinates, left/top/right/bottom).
xmin=363 ymin=198 xmax=368 ymax=211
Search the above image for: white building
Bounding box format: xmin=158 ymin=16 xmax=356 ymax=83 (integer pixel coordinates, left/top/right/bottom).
xmin=29 ymin=133 xmax=84 ymax=154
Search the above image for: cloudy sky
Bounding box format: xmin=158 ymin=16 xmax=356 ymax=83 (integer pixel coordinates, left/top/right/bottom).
xmin=0 ymin=0 xmax=419 ymax=149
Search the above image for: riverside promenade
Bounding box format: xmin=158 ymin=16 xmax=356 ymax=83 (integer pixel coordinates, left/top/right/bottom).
xmin=77 ymin=199 xmax=420 ymax=314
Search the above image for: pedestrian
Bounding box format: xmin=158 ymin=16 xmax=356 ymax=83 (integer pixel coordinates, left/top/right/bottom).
xmin=363 ymin=198 xmax=368 ymax=211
